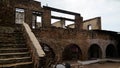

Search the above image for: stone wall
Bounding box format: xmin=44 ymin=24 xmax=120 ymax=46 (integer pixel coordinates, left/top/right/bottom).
xmin=0 ymin=0 xmax=42 ymax=27
xmin=33 ymin=28 xmax=118 ymax=61
xmin=83 ymin=17 xmax=101 ymax=30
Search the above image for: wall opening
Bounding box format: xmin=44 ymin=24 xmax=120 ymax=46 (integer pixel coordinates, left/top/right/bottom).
xmin=117 ymin=44 xmax=120 ymax=58
xmin=51 ymin=18 xmax=61 ymax=27
xmin=51 ymin=11 xmax=75 ymax=29
xmin=15 ymin=8 xmax=25 ymax=24
xmin=40 ymin=43 xmax=55 ymax=67
xmin=88 ymin=24 xmax=92 ymax=30
xmin=88 ymin=44 xmax=102 ymax=60
xmin=62 ymin=44 xmax=82 ymax=61
xmin=32 ymin=11 xmax=42 ymax=29
xmin=106 ymin=44 xmax=117 ymax=58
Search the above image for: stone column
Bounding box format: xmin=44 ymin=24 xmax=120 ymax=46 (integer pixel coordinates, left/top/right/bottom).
xmin=25 ymin=10 xmax=33 ymax=28
xmin=97 ymin=17 xmax=101 ymax=30
xmin=42 ymin=8 xmax=51 ymax=28
xmin=75 ymin=14 xmax=83 ymax=31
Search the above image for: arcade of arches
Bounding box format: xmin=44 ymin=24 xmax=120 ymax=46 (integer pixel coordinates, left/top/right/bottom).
xmin=39 ymin=43 xmax=119 ymax=62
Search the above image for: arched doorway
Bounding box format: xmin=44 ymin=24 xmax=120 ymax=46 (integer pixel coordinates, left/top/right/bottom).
xmin=88 ymin=44 xmax=102 ymax=59
xmin=62 ymin=44 xmax=82 ymax=61
xmin=117 ymin=44 xmax=120 ymax=58
xmin=106 ymin=44 xmax=117 ymax=58
xmin=40 ymin=43 xmax=55 ymax=68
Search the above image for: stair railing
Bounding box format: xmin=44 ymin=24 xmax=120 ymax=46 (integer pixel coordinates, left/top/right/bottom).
xmin=22 ymin=22 xmax=45 ymax=68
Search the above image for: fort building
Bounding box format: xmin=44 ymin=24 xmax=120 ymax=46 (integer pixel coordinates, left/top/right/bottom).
xmin=0 ymin=0 xmax=120 ymax=68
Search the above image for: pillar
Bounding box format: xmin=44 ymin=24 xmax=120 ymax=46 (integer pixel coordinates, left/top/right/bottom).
xmin=25 ymin=10 xmax=33 ymax=28
xmin=75 ymin=14 xmax=83 ymax=31
xmin=42 ymin=8 xmax=51 ymax=28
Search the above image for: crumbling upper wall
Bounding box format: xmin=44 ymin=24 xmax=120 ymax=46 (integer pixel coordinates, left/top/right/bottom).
xmin=52 ymin=20 xmax=65 ymax=28
xmin=13 ymin=0 xmax=42 ymax=11
xmin=0 ymin=0 xmax=42 ymax=26
xmin=83 ymin=17 xmax=101 ymax=30
xmin=67 ymin=17 xmax=101 ymax=30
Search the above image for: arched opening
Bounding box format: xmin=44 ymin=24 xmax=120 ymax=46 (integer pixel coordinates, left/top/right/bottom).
xmin=88 ymin=24 xmax=92 ymax=30
xmin=40 ymin=43 xmax=55 ymax=67
xmin=62 ymin=44 xmax=82 ymax=61
xmin=106 ymin=44 xmax=117 ymax=58
xmin=117 ymin=44 xmax=120 ymax=58
xmin=88 ymin=44 xmax=102 ymax=59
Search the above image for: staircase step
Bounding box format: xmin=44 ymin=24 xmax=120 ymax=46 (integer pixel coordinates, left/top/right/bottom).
xmin=0 ymin=52 xmax=30 ymax=59
xmin=0 ymin=48 xmax=28 ymax=53
xmin=0 ymin=44 xmax=26 ymax=48
xmin=0 ymin=62 xmax=33 ymax=68
xmin=0 ymin=43 xmax=25 ymax=46
xmin=0 ymin=57 xmax=31 ymax=64
xmin=0 ymin=37 xmax=25 ymax=40
xmin=0 ymin=30 xmax=33 ymax=67
xmin=0 ymin=41 xmax=26 ymax=44
xmin=0 ymin=33 xmax=14 ymax=37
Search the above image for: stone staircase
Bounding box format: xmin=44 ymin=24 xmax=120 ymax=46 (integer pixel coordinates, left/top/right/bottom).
xmin=0 ymin=30 xmax=33 ymax=68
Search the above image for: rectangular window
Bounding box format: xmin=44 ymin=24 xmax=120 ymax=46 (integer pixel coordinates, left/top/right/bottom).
xmin=15 ymin=8 xmax=25 ymax=24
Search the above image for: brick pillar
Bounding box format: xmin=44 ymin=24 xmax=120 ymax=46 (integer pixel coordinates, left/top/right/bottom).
xmin=75 ymin=14 xmax=83 ymax=31
xmin=42 ymin=8 xmax=51 ymax=28
xmin=25 ymin=10 xmax=33 ymax=28
xmin=98 ymin=17 xmax=101 ymax=30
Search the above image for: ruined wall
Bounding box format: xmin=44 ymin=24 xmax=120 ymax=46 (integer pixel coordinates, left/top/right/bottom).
xmin=0 ymin=0 xmax=42 ymax=27
xmin=67 ymin=24 xmax=74 ymax=28
xmin=52 ymin=20 xmax=65 ymax=28
xmin=1 ymin=0 xmax=119 ymax=65
xmin=33 ymin=28 xmax=88 ymax=60
xmin=33 ymin=28 xmax=118 ymax=61
xmin=86 ymin=30 xmax=118 ymax=58
xmin=83 ymin=17 xmax=101 ymax=30
xmin=67 ymin=17 xmax=101 ymax=30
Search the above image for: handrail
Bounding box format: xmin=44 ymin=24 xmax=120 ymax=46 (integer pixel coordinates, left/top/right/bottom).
xmin=23 ymin=22 xmax=45 ymax=57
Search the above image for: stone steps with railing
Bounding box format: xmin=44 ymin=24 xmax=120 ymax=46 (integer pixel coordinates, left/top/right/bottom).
xmin=0 ymin=30 xmax=33 ymax=68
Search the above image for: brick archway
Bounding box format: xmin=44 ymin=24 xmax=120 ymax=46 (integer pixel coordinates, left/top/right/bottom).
xmin=106 ymin=44 xmax=117 ymax=58
xmin=117 ymin=44 xmax=120 ymax=58
xmin=40 ymin=43 xmax=55 ymax=67
xmin=88 ymin=44 xmax=102 ymax=59
xmin=62 ymin=44 xmax=82 ymax=61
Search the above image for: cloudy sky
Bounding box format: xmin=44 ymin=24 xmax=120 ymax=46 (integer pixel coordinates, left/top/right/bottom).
xmin=35 ymin=0 xmax=120 ymax=32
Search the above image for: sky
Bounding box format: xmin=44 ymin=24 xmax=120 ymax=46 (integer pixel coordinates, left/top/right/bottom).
xmin=35 ymin=0 xmax=120 ymax=32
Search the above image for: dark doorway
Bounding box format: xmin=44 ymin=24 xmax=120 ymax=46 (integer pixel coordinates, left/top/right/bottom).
xmin=117 ymin=44 xmax=120 ymax=58
xmin=62 ymin=44 xmax=82 ymax=61
xmin=40 ymin=43 xmax=55 ymax=68
xmin=88 ymin=44 xmax=102 ymax=59
xmin=106 ymin=44 xmax=117 ymax=58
